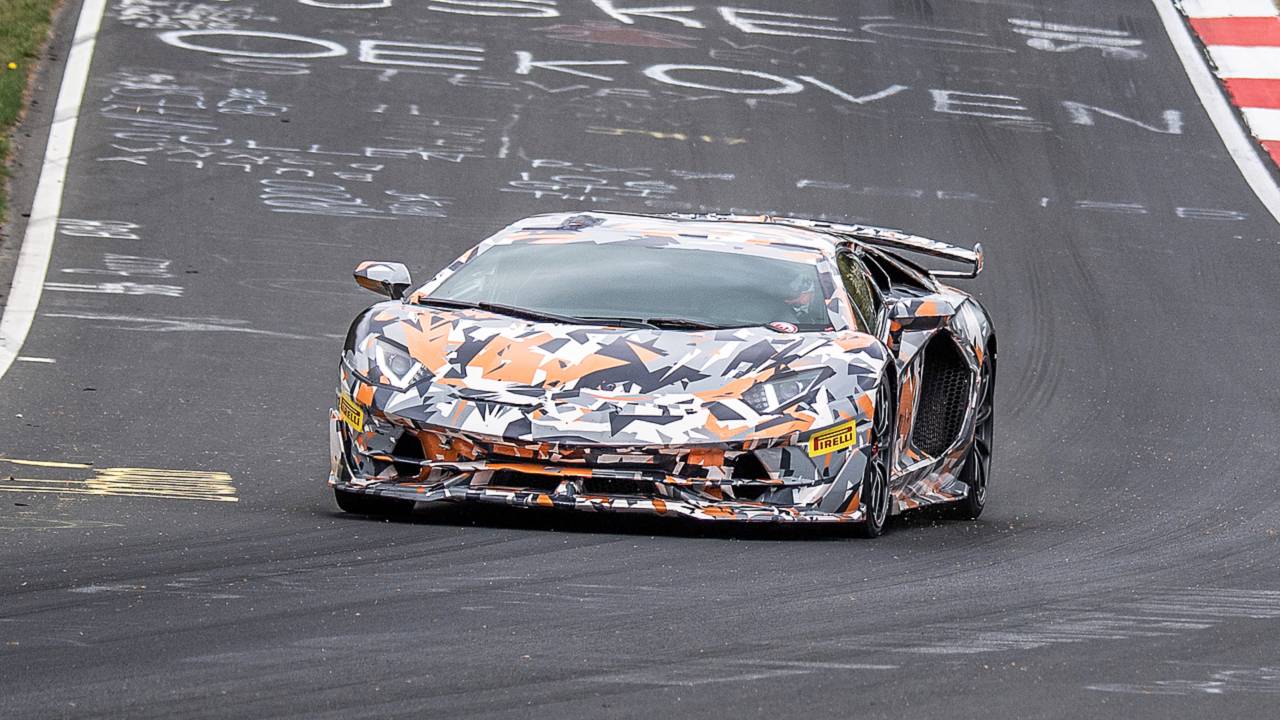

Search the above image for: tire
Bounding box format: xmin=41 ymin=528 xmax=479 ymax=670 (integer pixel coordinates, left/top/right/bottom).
xmin=946 ymin=362 xmax=994 ymax=520
xmin=334 ymin=487 xmax=414 ymax=516
xmin=855 ymin=376 xmax=896 ymax=539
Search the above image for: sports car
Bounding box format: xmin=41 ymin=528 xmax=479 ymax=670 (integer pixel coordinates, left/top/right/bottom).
xmin=328 ymin=211 xmax=996 ymax=537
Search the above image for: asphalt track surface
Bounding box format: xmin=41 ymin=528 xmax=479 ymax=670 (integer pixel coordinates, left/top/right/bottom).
xmin=2 ymin=1 xmax=1279 ymax=717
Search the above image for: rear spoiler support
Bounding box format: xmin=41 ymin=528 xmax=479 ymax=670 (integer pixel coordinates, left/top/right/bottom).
xmin=754 ymin=216 xmax=984 ymax=279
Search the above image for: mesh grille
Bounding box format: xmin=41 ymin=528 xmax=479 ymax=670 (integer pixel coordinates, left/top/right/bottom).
xmin=913 ymin=335 xmax=971 ymax=457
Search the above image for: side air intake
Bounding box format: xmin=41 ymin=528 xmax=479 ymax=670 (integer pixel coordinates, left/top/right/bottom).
xmin=912 ymin=334 xmax=971 ymax=457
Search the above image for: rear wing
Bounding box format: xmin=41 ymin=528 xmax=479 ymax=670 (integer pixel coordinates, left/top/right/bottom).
xmin=753 ymin=216 xmax=984 ymax=279
xmin=659 ymin=213 xmax=983 ymax=279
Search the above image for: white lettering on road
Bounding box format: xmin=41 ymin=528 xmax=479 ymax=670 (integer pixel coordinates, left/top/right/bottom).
xmin=643 ymin=64 xmax=803 ymax=94
xmin=590 ymin=0 xmax=703 ymax=29
xmin=359 ymin=41 xmax=486 ymax=70
xmin=158 ymin=29 xmax=347 ymax=58
xmin=515 ymin=51 xmax=628 ymax=81
xmin=1062 ymin=101 xmax=1184 ymax=134
xmin=931 ymin=89 xmax=1033 ymax=121
xmin=718 ymin=8 xmax=869 ymax=43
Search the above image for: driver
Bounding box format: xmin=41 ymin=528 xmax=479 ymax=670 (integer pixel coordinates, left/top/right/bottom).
xmin=783 ymin=272 xmax=819 ymax=320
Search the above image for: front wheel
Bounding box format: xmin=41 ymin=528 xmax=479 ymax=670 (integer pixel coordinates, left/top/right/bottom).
xmin=855 ymin=377 xmax=896 ymax=539
xmin=334 ymin=487 xmax=414 ymax=516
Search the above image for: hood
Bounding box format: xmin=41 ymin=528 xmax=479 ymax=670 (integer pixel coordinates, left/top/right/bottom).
xmin=348 ymin=303 xmax=884 ymax=446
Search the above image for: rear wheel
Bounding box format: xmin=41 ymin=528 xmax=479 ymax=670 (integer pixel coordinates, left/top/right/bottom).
xmin=855 ymin=377 xmax=896 ymax=538
xmin=334 ymin=487 xmax=414 ymax=516
xmin=946 ymin=363 xmax=994 ymax=520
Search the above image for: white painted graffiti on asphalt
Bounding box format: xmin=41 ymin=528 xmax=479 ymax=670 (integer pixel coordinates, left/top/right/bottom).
xmin=794 ymin=178 xmax=1250 ymax=223
xmin=58 ymin=219 xmax=142 ymax=239
xmin=100 ymin=70 xmax=290 ymax=123
xmin=284 ymin=2 xmax=1151 ymax=61
xmin=1007 ymin=19 xmax=1146 ymax=60
xmin=258 ymin=179 xmax=454 ymax=219
xmin=152 ymin=31 xmax=1187 ymax=134
xmin=498 ymin=156 xmax=736 ymax=204
xmin=62 ymin=254 xmax=174 ymax=278
xmin=44 ymin=281 xmax=185 ymax=297
xmin=97 ymin=133 xmax=480 ymax=173
xmin=296 ymin=0 xmax=557 ymax=15
xmin=114 ymin=0 xmax=278 ymax=30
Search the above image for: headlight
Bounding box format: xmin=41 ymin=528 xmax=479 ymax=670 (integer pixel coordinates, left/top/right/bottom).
xmin=372 ymin=338 xmax=425 ymax=389
xmin=742 ymin=369 xmax=824 ymax=414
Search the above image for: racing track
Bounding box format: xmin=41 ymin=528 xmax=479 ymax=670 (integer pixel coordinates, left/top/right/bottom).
xmin=2 ymin=1 xmax=1280 ymax=717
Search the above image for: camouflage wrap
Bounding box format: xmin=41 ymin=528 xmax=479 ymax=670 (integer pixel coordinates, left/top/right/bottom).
xmin=887 ymin=291 xmax=996 ymax=510
xmin=328 ymin=212 xmax=996 ymax=523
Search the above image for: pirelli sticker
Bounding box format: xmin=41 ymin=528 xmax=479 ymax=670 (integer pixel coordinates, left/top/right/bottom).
xmin=339 ymin=393 xmax=365 ymax=432
xmin=808 ymin=420 xmax=857 ymax=457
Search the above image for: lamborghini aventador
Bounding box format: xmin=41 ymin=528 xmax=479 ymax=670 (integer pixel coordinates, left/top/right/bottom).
xmin=328 ymin=211 xmax=996 ymax=537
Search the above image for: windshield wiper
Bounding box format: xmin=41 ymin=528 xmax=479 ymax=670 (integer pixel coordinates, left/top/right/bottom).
xmin=415 ymin=296 xmax=586 ymax=325
xmin=574 ymin=316 xmax=659 ymax=329
xmin=578 ymin=316 xmax=725 ymax=330
xmin=416 ymin=299 xmax=729 ymax=330
xmin=644 ymin=317 xmax=723 ymax=330
xmin=413 ymin=296 xmax=475 ymax=310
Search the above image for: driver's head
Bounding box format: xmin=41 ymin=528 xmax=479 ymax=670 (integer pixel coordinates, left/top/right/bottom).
xmin=783 ymin=272 xmax=816 ymax=311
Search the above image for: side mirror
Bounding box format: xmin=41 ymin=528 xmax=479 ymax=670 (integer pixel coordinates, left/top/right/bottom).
xmin=353 ymin=261 xmax=412 ymax=300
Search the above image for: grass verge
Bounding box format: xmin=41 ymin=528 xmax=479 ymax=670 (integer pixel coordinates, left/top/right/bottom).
xmin=1 ymin=0 xmax=59 ymax=226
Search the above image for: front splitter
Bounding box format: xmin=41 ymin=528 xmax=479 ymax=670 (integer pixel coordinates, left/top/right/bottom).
xmin=332 ymin=479 xmax=866 ymax=524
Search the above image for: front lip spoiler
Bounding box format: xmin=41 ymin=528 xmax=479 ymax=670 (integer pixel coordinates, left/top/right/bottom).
xmin=349 ymin=452 xmax=824 ymax=488
xmin=331 ymin=479 xmax=865 ymax=524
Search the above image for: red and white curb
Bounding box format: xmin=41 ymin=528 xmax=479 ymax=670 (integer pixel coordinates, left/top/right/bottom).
xmin=1181 ymin=0 xmax=1280 ymax=167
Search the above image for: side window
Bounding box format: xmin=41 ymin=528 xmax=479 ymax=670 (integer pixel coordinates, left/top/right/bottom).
xmin=861 ymin=252 xmax=893 ymax=294
xmin=837 ymin=251 xmax=883 ymax=331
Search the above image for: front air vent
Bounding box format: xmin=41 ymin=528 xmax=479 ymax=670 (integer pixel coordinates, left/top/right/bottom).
xmin=489 ymin=471 xmax=561 ymax=493
xmin=391 ymin=431 xmax=427 ymax=479
xmin=912 ymin=334 xmax=971 ymax=457
xmin=580 ymin=477 xmax=657 ymax=496
xmin=730 ymin=452 xmax=771 ymax=481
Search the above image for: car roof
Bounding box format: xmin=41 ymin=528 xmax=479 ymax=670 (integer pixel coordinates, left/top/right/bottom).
xmin=495 ymin=212 xmax=840 ymax=265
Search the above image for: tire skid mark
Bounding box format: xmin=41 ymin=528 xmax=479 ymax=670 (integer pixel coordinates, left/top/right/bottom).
xmin=1089 ymin=662 xmax=1280 ymax=696
xmin=834 ymin=587 xmax=1280 ymax=655
xmin=41 ymin=311 xmax=331 ymax=341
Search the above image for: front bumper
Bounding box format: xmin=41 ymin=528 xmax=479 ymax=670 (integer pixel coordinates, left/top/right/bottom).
xmin=331 ymin=478 xmax=865 ymax=523
xmin=327 ymin=410 xmax=869 ymax=524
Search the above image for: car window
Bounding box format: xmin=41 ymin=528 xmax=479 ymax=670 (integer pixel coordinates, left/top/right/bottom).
xmin=431 ymin=241 xmax=835 ymax=331
xmin=837 ymin=251 xmax=882 ymax=331
xmin=861 ymin=252 xmax=893 ymax=294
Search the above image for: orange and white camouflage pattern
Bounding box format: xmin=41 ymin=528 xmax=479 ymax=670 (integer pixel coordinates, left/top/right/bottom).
xmin=328 ymin=212 xmax=996 ymax=524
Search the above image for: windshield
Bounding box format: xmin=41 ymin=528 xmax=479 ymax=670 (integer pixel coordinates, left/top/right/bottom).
xmin=429 ymin=242 xmax=833 ymax=331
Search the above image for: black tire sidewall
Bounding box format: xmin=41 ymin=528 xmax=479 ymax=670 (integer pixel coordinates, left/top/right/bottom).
xmin=857 ymin=375 xmax=896 ymax=538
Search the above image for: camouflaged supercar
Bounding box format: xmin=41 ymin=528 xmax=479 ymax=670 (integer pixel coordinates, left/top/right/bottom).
xmin=328 ymin=212 xmax=996 ymax=537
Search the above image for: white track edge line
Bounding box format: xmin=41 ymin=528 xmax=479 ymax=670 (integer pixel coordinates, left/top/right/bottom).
xmin=0 ymin=0 xmax=108 ymax=381
xmin=1157 ymin=0 xmax=1280 ymax=226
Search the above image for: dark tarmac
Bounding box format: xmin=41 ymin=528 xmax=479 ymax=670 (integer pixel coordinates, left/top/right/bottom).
xmin=2 ymin=1 xmax=1279 ymax=717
